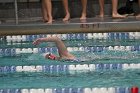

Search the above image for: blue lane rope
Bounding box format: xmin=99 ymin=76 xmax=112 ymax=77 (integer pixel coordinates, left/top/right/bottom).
xmin=0 ymin=45 xmax=140 ymax=57
xmin=4 ymin=32 xmax=140 ymax=42
xmin=0 ymin=63 xmax=140 ymax=73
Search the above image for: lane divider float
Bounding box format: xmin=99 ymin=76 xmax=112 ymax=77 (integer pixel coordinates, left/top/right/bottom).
xmin=0 ymin=45 xmax=139 ymax=57
xmin=0 ymin=63 xmax=140 ymax=73
xmin=5 ymin=32 xmax=140 ymax=42
xmin=0 ymin=87 xmax=139 ymax=93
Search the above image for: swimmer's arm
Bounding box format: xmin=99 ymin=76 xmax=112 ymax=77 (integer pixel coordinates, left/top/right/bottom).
xmin=33 ymin=36 xmax=75 ymax=58
xmin=33 ymin=36 xmax=59 ymax=45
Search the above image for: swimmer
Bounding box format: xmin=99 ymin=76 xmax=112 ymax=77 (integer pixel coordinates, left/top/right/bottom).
xmin=33 ymin=36 xmax=140 ymax=62
xmin=33 ymin=35 xmax=77 ymax=61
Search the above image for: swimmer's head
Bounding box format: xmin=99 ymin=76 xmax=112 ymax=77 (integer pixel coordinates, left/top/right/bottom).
xmin=43 ymin=53 xmax=57 ymax=60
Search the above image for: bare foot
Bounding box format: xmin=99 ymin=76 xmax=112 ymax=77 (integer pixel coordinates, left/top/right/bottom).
xmin=46 ymin=18 xmax=53 ymax=24
xmin=44 ymin=19 xmax=55 ymax=24
xmin=42 ymin=17 xmax=48 ymax=23
xmin=99 ymin=13 xmax=104 ymax=18
xmin=42 ymin=18 xmax=48 ymax=23
xmin=80 ymin=13 xmax=87 ymax=20
xmin=99 ymin=11 xmax=104 ymax=18
xmin=80 ymin=16 xmax=87 ymax=20
xmin=43 ymin=20 xmax=48 ymax=23
xmin=47 ymin=20 xmax=52 ymax=24
xmin=136 ymin=14 xmax=140 ymax=18
xmin=63 ymin=14 xmax=70 ymax=21
xmin=112 ymin=13 xmax=126 ymax=19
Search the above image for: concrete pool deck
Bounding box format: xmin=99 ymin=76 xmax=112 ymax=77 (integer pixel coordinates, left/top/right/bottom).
xmin=0 ymin=16 xmax=140 ymax=36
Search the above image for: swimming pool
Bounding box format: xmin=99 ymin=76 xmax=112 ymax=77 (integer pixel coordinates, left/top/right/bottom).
xmin=0 ymin=32 xmax=140 ymax=93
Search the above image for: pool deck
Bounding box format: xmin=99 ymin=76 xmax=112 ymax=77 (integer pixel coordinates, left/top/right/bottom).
xmin=0 ymin=16 xmax=140 ymax=36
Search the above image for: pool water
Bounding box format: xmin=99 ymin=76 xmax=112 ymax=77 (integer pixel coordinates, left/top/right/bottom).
xmin=0 ymin=70 xmax=140 ymax=89
xmin=0 ymin=50 xmax=140 ymax=66
xmin=0 ymin=33 xmax=140 ymax=89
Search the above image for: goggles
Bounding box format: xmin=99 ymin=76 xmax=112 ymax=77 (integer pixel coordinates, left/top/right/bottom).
xmin=47 ymin=53 xmax=56 ymax=60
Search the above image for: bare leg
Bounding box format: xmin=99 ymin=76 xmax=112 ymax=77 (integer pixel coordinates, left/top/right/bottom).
xmin=44 ymin=0 xmax=53 ymax=24
xmin=99 ymin=0 xmax=104 ymax=17
xmin=42 ymin=0 xmax=48 ymax=22
xmin=80 ymin=0 xmax=87 ymax=20
xmin=139 ymin=0 xmax=140 ymax=7
xmin=62 ymin=0 xmax=70 ymax=21
xmin=136 ymin=0 xmax=140 ymax=18
xmin=112 ymin=0 xmax=126 ymax=18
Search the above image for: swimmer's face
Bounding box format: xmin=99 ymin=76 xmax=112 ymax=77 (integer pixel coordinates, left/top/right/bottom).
xmin=45 ymin=53 xmax=56 ymax=60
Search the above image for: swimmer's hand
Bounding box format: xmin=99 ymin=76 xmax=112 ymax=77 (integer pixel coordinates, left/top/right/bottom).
xmin=33 ymin=36 xmax=60 ymax=46
xmin=32 ymin=38 xmax=42 ymax=45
